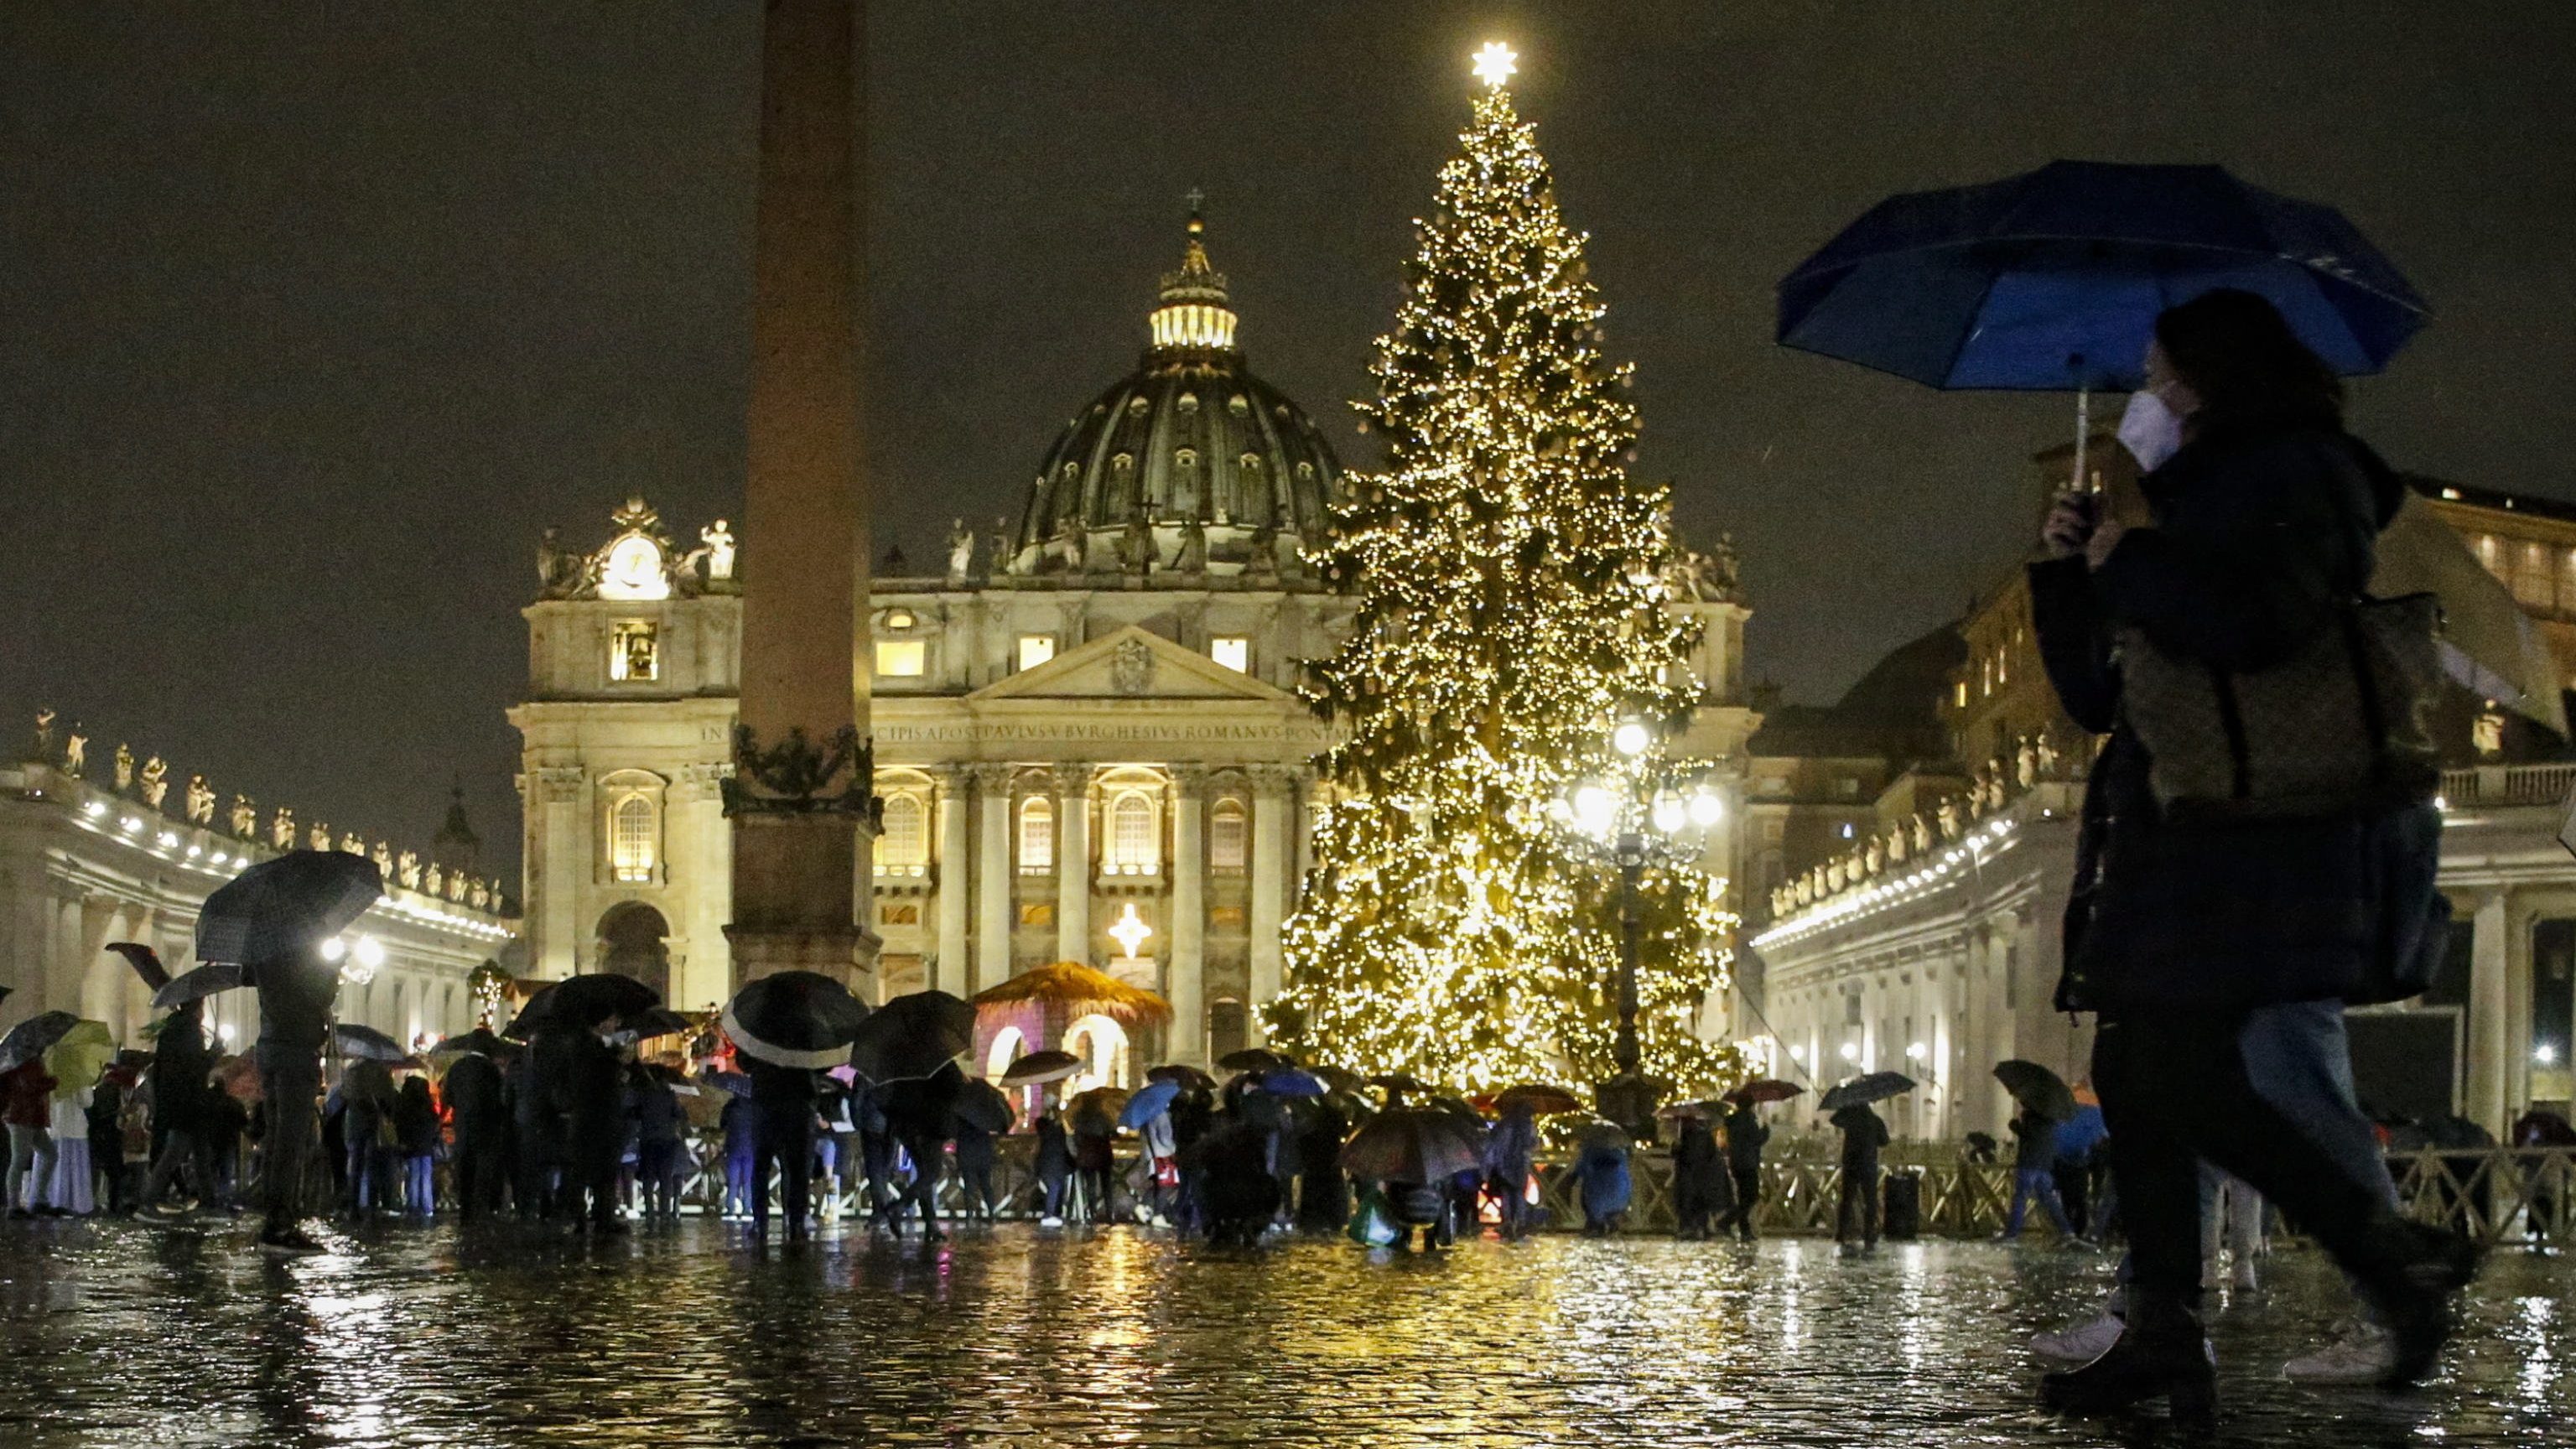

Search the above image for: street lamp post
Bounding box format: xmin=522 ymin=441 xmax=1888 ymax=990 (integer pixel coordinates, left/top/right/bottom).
xmin=1555 ymin=716 xmax=1726 ymax=1135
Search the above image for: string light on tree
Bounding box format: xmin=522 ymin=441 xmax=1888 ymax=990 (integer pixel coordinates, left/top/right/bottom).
xmin=1268 ymin=52 xmax=1743 ymax=1096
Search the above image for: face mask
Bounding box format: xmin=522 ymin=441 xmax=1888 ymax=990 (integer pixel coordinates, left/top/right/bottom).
xmin=2116 ymin=389 xmax=2185 ymax=472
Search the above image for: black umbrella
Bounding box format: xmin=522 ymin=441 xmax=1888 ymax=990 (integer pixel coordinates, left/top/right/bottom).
xmin=106 ymin=942 xmax=171 ymax=992
xmin=0 ymin=1010 xmax=83 ymax=1072
xmin=331 ymin=1023 xmax=411 ymax=1063
xmin=427 ymin=1027 xmax=514 ymax=1059
xmin=505 ymin=974 xmax=662 ymax=1036
xmin=1994 ymin=1059 xmax=2079 ymax=1122
xmin=1339 ymin=1106 xmax=1484 ymax=1183
xmin=953 ymin=1078 xmax=1014 ymax=1135
xmin=194 ymin=849 xmax=383 ymax=965
xmin=845 ymin=989 xmax=974 ymax=1083
xmin=1818 ymin=1071 xmax=1915 ymax=1111
xmin=1216 ymin=1047 xmax=1291 ymax=1073
xmin=1001 ymin=1049 xmax=1084 ymax=1085
xmin=1723 ymin=1078 xmax=1805 ymax=1107
xmin=152 ymin=962 xmax=251 ymax=1011
xmin=1146 ymin=1062 xmax=1218 ymax=1091
xmin=623 ymin=1006 xmax=697 ymax=1041
xmin=722 ymin=971 xmax=871 ymax=1069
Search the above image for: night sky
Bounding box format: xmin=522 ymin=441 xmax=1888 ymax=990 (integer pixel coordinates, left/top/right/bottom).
xmin=8 ymin=3 xmax=2576 ymax=880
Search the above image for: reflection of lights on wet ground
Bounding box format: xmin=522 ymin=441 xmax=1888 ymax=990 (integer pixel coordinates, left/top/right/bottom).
xmin=2519 ymin=1295 xmax=2558 ymax=1404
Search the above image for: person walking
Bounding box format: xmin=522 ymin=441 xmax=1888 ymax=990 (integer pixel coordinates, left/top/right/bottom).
xmin=443 ymin=1047 xmax=509 ymax=1222
xmin=630 ymin=1064 xmax=686 ymax=1225
xmin=1671 ymin=1109 xmax=1727 ymax=1241
xmin=1071 ymin=1096 xmax=1116 ymax=1223
xmin=550 ymin=1022 xmax=627 ymax=1235
xmin=338 ymin=1057 xmax=397 ymax=1221
xmin=2003 ymin=1108 xmax=2076 ymax=1240
xmin=135 ymin=1001 xmax=222 ymax=1215
xmin=2201 ymin=1167 xmax=2266 ymax=1291
xmin=717 ymin=1082 xmax=759 ymax=1222
xmin=952 ymin=1105 xmax=1000 ymax=1225
xmin=1571 ymin=1128 xmax=1633 ymax=1237
xmin=2031 ymin=291 xmax=2477 ymax=1417
xmin=1717 ymin=1101 xmax=1770 ymax=1242
xmin=1480 ymin=1100 xmax=1539 ymax=1241
xmin=1831 ymin=1104 xmax=1888 ymax=1251
xmin=392 ymin=1075 xmax=440 ymax=1218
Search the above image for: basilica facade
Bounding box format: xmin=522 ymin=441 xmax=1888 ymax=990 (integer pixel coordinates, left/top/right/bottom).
xmin=510 ymin=217 xmax=1756 ymax=1076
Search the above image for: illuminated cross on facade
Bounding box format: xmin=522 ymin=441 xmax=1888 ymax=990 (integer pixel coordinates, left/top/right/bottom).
xmin=1109 ymin=901 xmax=1154 ymax=959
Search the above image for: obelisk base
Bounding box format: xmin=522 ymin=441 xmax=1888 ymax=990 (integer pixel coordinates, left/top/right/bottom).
xmin=725 ymin=811 xmax=879 ymax=993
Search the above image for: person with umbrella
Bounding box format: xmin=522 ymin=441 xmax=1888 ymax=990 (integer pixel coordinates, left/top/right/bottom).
xmin=1070 ymin=1090 xmax=1117 ymax=1223
xmin=1670 ymin=1105 xmax=1729 ymax=1242
xmin=1032 ymin=1098 xmax=1074 ymax=1226
xmin=950 ymin=1091 xmax=1004 ymax=1226
xmin=392 ymin=1072 xmax=440 ymax=1218
xmin=2003 ymin=1105 xmax=2077 ymax=1241
xmin=3 ymin=1041 xmax=60 ymax=1215
xmin=1571 ymin=1123 xmax=1633 ymax=1238
xmin=724 ymin=972 xmax=870 ymax=1243
xmin=879 ymin=1067 xmax=963 ymax=1240
xmin=439 ymin=1040 xmax=510 ymax=1222
xmin=1831 ymin=1103 xmax=1889 ymax=1252
xmin=41 ymin=1023 xmax=115 ymax=1216
xmin=134 ymin=1000 xmax=223 ymax=1216
xmin=1479 ymin=1099 xmax=1540 ymax=1242
xmin=335 ymin=1054 xmax=397 ymax=1221
xmin=2029 ymin=291 xmax=2477 ymax=1411
xmin=1718 ymin=1098 xmax=1774 ymax=1243
xmin=1292 ymin=1093 xmax=1351 ymax=1236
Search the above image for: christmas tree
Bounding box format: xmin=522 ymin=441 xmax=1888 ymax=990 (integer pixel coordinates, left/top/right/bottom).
xmin=1269 ymin=51 xmax=1740 ymax=1093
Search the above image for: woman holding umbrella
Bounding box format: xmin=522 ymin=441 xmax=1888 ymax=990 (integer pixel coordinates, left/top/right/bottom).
xmin=2032 ymin=292 xmax=2475 ymax=1412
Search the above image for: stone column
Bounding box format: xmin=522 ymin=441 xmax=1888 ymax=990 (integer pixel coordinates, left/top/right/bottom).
xmin=1054 ymin=764 xmax=1092 ymax=964
xmin=934 ymin=771 xmax=970 ymax=996
xmin=2469 ymin=889 xmax=2511 ymax=1133
xmin=535 ymin=765 xmax=585 ymax=977
xmin=1168 ymin=766 xmax=1208 ymax=1063
xmin=673 ymin=762 xmax=734 ymax=1010
xmin=725 ymin=0 xmax=877 ymax=990
xmin=1248 ymin=766 xmax=1291 ymax=1038
xmin=972 ymin=764 xmax=1014 ymax=992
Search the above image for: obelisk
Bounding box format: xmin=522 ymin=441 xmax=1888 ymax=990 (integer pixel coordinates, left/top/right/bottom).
xmin=724 ymin=0 xmax=878 ymax=990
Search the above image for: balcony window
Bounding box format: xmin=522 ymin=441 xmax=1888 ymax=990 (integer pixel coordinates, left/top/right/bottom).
xmin=1209 ymin=798 xmax=1248 ymax=872
xmin=1018 ymin=797 xmax=1054 ymax=871
xmin=875 ymin=793 xmax=927 ymax=875
xmin=609 ymin=795 xmax=657 ymax=883
xmin=1104 ymin=791 xmax=1158 ymax=875
xmin=875 ymin=640 xmax=926 ymax=678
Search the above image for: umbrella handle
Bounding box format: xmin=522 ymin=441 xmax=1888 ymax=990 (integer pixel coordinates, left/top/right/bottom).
xmin=2071 ymin=379 xmax=2093 ymax=495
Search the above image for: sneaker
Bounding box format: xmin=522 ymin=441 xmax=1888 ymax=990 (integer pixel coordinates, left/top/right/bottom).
xmin=2033 ymin=1311 xmax=2127 ymax=1363
xmin=1039 ymin=1215 xmax=1063 ymax=1228
xmin=2283 ymin=1319 xmax=2397 ymax=1384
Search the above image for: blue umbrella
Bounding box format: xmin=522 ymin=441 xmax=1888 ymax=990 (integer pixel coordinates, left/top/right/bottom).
xmin=1118 ymin=1078 xmax=1182 ymax=1129
xmin=1779 ymin=160 xmax=2427 ymax=393
xmin=1254 ymin=1067 xmax=1327 ymax=1098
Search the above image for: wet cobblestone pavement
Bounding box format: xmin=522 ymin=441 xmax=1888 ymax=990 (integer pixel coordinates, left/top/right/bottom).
xmin=1 ymin=1218 xmax=2568 ymax=1447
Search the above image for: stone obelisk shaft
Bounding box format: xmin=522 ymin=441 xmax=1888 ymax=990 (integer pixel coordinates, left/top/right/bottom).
xmin=726 ymin=0 xmax=876 ymax=989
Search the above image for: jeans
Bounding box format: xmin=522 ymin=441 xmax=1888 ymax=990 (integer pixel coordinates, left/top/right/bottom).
xmin=2237 ymin=1000 xmax=2400 ymax=1212
xmin=8 ymin=1125 xmax=52 ymax=1211
xmin=724 ymin=1142 xmax=757 ymax=1218
xmin=1836 ymin=1166 xmax=1880 ymax=1245
xmin=404 ymin=1155 xmax=436 ymax=1215
xmin=2096 ymin=1009 xmax=2413 ymax=1307
xmin=2007 ymin=1166 xmax=2075 ymax=1237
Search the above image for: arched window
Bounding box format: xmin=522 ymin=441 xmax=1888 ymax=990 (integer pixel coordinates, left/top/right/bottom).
xmin=1018 ymin=796 xmax=1054 ymax=872
xmin=1209 ymin=798 xmax=1249 ymax=873
xmin=1105 ymin=791 xmax=1158 ymax=875
xmin=610 ymin=794 xmax=657 ymax=882
xmin=875 ymin=793 xmax=927 ymax=875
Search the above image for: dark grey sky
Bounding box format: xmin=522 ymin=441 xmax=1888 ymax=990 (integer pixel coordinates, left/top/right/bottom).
xmin=8 ymin=3 xmax=2575 ymax=880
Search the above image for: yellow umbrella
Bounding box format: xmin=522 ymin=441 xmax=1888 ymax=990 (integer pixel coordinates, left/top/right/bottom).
xmin=2375 ymin=493 xmax=2568 ymax=736
xmin=43 ymin=1021 xmax=117 ymax=1099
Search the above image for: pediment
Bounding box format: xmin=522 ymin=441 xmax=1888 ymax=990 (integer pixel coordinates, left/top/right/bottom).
xmin=969 ymin=625 xmax=1296 ymax=704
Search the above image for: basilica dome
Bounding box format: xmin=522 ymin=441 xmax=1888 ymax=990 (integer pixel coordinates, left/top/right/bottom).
xmin=1008 ymin=212 xmax=1342 ymax=581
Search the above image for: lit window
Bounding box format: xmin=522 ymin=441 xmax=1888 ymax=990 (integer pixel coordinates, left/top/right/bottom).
xmin=1018 ymin=797 xmax=1053 ymax=871
xmin=1954 ymin=681 xmax=1968 ymax=709
xmin=610 ymin=621 xmax=659 ymax=683
xmin=875 ymin=794 xmax=927 ymax=875
xmin=875 ymin=640 xmax=926 ymax=677
xmin=1018 ymin=635 xmax=1057 ymax=672
xmin=1209 ymin=798 xmax=1249 ymax=872
xmin=1105 ymin=792 xmax=1158 ymax=875
xmin=884 ymin=608 xmax=916 ymax=631
xmin=610 ymin=795 xmax=657 ymax=883
xmin=1209 ymin=636 xmax=1250 ymax=673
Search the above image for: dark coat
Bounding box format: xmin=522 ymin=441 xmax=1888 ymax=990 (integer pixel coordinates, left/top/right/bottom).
xmin=252 ymin=952 xmax=340 ymax=1057
xmin=2032 ymin=413 xmax=2423 ymax=1016
xmin=392 ymin=1078 xmax=442 ymax=1157
xmin=148 ymin=1003 xmax=216 ymax=1134
xmin=1832 ymin=1106 xmax=1888 ymax=1171
xmin=1723 ymin=1106 xmax=1768 ymax=1170
xmin=1672 ymin=1119 xmax=1726 ymax=1196
xmin=442 ymin=1053 xmax=507 ymax=1137
xmin=2009 ymin=1113 xmax=2055 ymax=1171
xmin=1034 ymin=1114 xmax=1074 ymax=1182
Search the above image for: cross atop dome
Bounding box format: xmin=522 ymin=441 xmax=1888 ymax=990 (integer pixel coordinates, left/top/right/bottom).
xmin=1151 ymin=192 xmax=1237 ymax=353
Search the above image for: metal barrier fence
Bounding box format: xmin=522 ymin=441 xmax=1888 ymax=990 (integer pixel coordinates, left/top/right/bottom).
xmin=649 ymin=1134 xmax=2576 ymax=1245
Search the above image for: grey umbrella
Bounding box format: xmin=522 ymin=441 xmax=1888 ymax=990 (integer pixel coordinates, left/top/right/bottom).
xmin=332 ymin=1023 xmax=412 ymax=1063
xmin=153 ymin=962 xmax=251 ymax=1011
xmin=0 ymin=1011 xmax=82 ymax=1072
xmin=194 ymin=850 xmax=382 ymax=965
xmin=1818 ymin=1071 xmax=1916 ymax=1111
